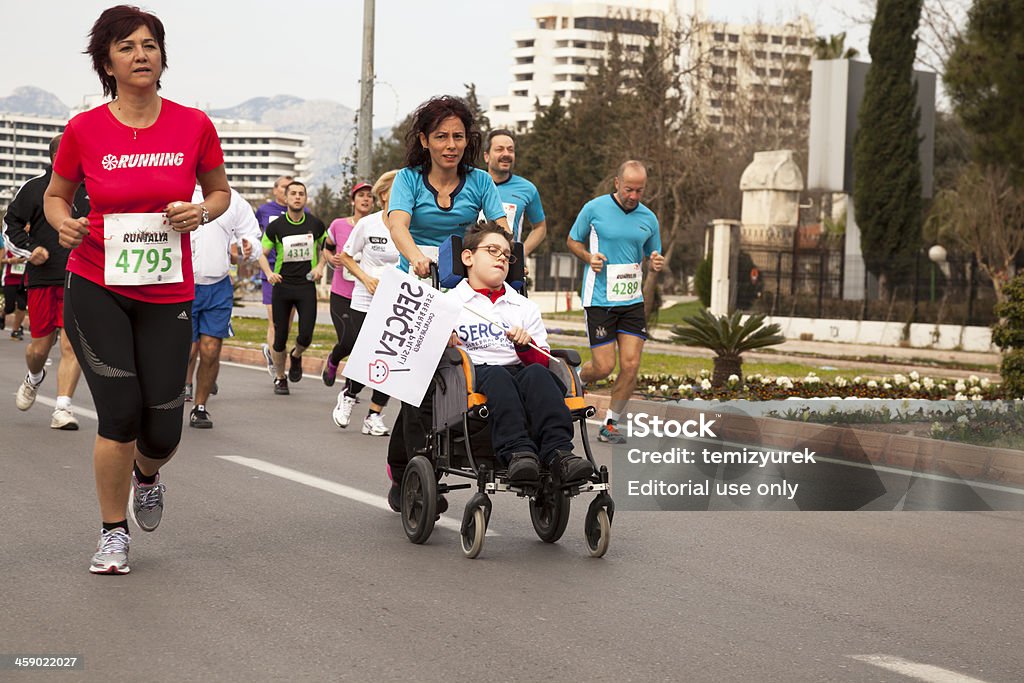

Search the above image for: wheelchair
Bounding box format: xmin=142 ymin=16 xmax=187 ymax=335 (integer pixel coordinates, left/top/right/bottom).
xmin=397 ymin=235 xmax=615 ymax=558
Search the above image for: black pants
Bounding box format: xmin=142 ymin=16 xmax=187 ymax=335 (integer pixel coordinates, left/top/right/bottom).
xmin=475 ymin=364 xmax=573 ymax=465
xmin=329 ymin=293 xmax=389 ymax=406
xmin=3 ymin=283 xmax=27 ymax=314
xmin=387 ymin=363 xmax=572 ymax=482
xmin=271 ymin=282 xmax=317 ymax=353
xmin=63 ymin=273 xmax=191 ymax=458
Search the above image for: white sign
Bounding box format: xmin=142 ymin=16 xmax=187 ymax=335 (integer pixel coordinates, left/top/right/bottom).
xmin=342 ymin=267 xmax=463 ymax=407
xmin=104 ymin=213 xmax=183 ymax=286
xmin=10 ymin=261 xmax=25 ymax=275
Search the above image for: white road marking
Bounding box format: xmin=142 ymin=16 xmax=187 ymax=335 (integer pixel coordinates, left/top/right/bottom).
xmin=221 ymin=359 xmax=323 ymax=380
xmin=848 ymin=654 xmax=991 ymax=682
xmin=217 ymin=455 xmax=487 ymax=535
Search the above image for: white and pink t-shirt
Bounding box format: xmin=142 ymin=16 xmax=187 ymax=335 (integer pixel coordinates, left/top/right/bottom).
xmin=327 ymin=217 xmax=356 ymax=298
xmin=54 ymin=98 xmax=224 ymax=303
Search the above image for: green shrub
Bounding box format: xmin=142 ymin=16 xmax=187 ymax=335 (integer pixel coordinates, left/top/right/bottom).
xmin=695 ymin=257 xmax=712 ymax=307
xmin=992 ymin=274 xmax=1024 ymax=395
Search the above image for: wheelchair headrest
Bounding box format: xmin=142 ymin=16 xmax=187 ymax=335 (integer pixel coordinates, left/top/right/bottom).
xmin=437 ymin=234 xmax=525 ymax=292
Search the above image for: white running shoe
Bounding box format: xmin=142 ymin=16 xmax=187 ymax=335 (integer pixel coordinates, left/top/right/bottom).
xmin=15 ymin=370 xmax=45 ymax=411
xmin=129 ymin=472 xmax=166 ymax=532
xmin=50 ymin=407 xmax=79 ymax=430
xmin=261 ymin=343 xmax=275 ymax=378
xmin=362 ymin=412 xmax=390 ymax=436
xmin=332 ymin=394 xmax=357 ymax=428
xmin=89 ymin=528 xmax=131 ymax=574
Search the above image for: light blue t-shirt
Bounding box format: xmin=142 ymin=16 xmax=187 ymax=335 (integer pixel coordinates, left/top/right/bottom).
xmin=389 ymin=167 xmax=505 ymax=269
xmin=569 ymin=193 xmax=661 ymax=308
xmin=494 ymin=174 xmax=545 ymax=243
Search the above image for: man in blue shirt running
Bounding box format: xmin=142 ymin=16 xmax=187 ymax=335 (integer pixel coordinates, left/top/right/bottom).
xmin=567 ymin=160 xmax=665 ymax=444
xmin=483 ymin=129 xmax=547 ymax=256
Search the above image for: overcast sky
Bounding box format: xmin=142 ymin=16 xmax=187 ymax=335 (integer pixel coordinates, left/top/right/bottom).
xmin=1 ymin=0 xmax=866 ymax=126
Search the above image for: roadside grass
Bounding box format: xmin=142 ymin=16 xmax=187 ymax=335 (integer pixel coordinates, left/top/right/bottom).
xmin=229 ymin=315 xmax=870 ymax=382
xmin=544 ymin=300 xmax=704 ymax=327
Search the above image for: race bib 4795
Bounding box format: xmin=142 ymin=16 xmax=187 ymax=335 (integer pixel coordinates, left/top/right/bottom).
xmin=104 ymin=213 xmax=183 ymax=286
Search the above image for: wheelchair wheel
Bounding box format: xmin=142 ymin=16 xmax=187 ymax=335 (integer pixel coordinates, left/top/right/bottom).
xmin=460 ymin=506 xmax=487 ymax=559
xmin=584 ymin=507 xmax=611 ymax=558
xmin=529 ymin=485 xmax=570 ymax=543
xmin=401 ymin=456 xmax=437 ymax=544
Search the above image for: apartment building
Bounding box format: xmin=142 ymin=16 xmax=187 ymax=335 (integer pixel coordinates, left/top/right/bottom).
xmin=691 ymin=16 xmax=816 ymax=139
xmin=487 ymin=1 xmax=686 ymax=132
xmin=0 ymin=114 xmax=66 ymax=210
xmin=486 ymin=0 xmax=816 ymax=141
xmin=0 ymin=110 xmax=309 ymax=211
xmin=213 ymin=119 xmax=311 ymax=205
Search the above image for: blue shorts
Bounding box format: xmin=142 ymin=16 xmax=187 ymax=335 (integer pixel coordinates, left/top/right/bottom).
xmin=192 ymin=277 xmax=234 ymax=342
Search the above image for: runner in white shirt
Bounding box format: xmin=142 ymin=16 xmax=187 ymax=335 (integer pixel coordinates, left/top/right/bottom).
xmin=185 ymin=187 xmax=277 ymax=428
xmin=328 ymin=171 xmax=400 ymax=435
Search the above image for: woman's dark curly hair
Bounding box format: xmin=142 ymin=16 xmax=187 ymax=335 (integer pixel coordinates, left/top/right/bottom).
xmin=403 ymin=95 xmax=481 ymax=176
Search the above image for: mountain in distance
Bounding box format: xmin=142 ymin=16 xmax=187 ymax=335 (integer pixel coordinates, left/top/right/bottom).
xmin=209 ymin=95 xmax=357 ymax=191
xmin=0 ymin=87 xmax=364 ymax=192
xmin=0 ymin=86 xmax=70 ymax=118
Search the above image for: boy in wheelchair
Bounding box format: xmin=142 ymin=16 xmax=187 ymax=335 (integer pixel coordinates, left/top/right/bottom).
xmin=449 ymin=222 xmax=594 ymax=487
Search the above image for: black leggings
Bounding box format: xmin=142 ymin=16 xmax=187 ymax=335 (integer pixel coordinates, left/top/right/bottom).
xmin=329 ymin=293 xmax=389 ymax=406
xmin=271 ymin=282 xmax=317 ymax=352
xmin=63 ymin=273 xmax=191 ymax=458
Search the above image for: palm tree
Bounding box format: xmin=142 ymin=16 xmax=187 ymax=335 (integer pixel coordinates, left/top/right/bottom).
xmin=671 ymin=310 xmax=785 ymax=387
xmin=813 ymin=32 xmax=860 ymax=60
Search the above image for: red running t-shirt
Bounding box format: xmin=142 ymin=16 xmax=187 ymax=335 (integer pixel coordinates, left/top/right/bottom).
xmin=54 ymin=99 xmax=224 ymax=303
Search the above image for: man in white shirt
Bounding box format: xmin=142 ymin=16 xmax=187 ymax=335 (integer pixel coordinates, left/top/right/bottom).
xmin=187 ymin=187 xmax=277 ymax=428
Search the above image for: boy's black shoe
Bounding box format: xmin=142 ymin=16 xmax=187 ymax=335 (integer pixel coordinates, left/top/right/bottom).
xmin=288 ymin=350 xmax=303 ymax=383
xmin=388 ymin=483 xmax=401 ymax=512
xmin=506 ymin=452 xmax=541 ymax=485
xmin=551 ymin=450 xmax=594 ymax=485
xmin=274 ymin=377 xmax=290 ymax=395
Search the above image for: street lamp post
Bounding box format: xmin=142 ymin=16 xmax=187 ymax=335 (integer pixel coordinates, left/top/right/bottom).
xmin=928 ymin=244 xmax=948 ymax=304
xmin=356 ymin=0 xmax=375 ymax=182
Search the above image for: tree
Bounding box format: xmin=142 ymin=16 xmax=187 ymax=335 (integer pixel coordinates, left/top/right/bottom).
xmin=369 ymin=112 xmax=412 ymax=181
xmin=311 ymin=183 xmax=345 ymax=222
xmin=945 ymin=0 xmax=1024 ymax=185
xmin=813 ymin=32 xmax=860 ymax=59
xmin=514 ymin=95 xmax=574 ymax=252
xmin=927 ymin=163 xmax=1024 ymax=302
xmin=853 ymin=0 xmax=924 ymax=296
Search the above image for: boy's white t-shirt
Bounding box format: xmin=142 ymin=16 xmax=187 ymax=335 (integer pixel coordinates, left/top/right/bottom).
xmin=452 ymin=280 xmax=549 ymax=366
xmin=342 ymin=211 xmax=401 ymax=312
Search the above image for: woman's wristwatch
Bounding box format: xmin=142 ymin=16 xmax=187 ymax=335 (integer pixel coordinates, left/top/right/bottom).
xmin=200 ymin=203 xmax=210 ymax=225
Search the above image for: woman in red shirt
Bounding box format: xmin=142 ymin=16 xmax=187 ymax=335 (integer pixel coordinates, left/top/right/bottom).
xmin=44 ymin=6 xmax=230 ymax=575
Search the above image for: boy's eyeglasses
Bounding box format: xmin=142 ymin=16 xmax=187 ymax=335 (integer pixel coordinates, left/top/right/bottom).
xmin=474 ymin=245 xmax=517 ymax=263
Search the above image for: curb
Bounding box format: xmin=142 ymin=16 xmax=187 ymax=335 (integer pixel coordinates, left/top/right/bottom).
xmin=219 ymin=344 xmax=1023 ymax=488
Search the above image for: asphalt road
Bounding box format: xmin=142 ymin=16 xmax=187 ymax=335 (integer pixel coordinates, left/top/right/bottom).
xmin=1 ymin=339 xmax=1022 ymax=682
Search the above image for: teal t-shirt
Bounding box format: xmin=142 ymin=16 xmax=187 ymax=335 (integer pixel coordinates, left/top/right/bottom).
xmin=388 ymin=166 xmax=505 ymax=270
xmin=494 ymin=174 xmax=545 ymax=242
xmin=569 ymin=194 xmax=661 ymax=308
